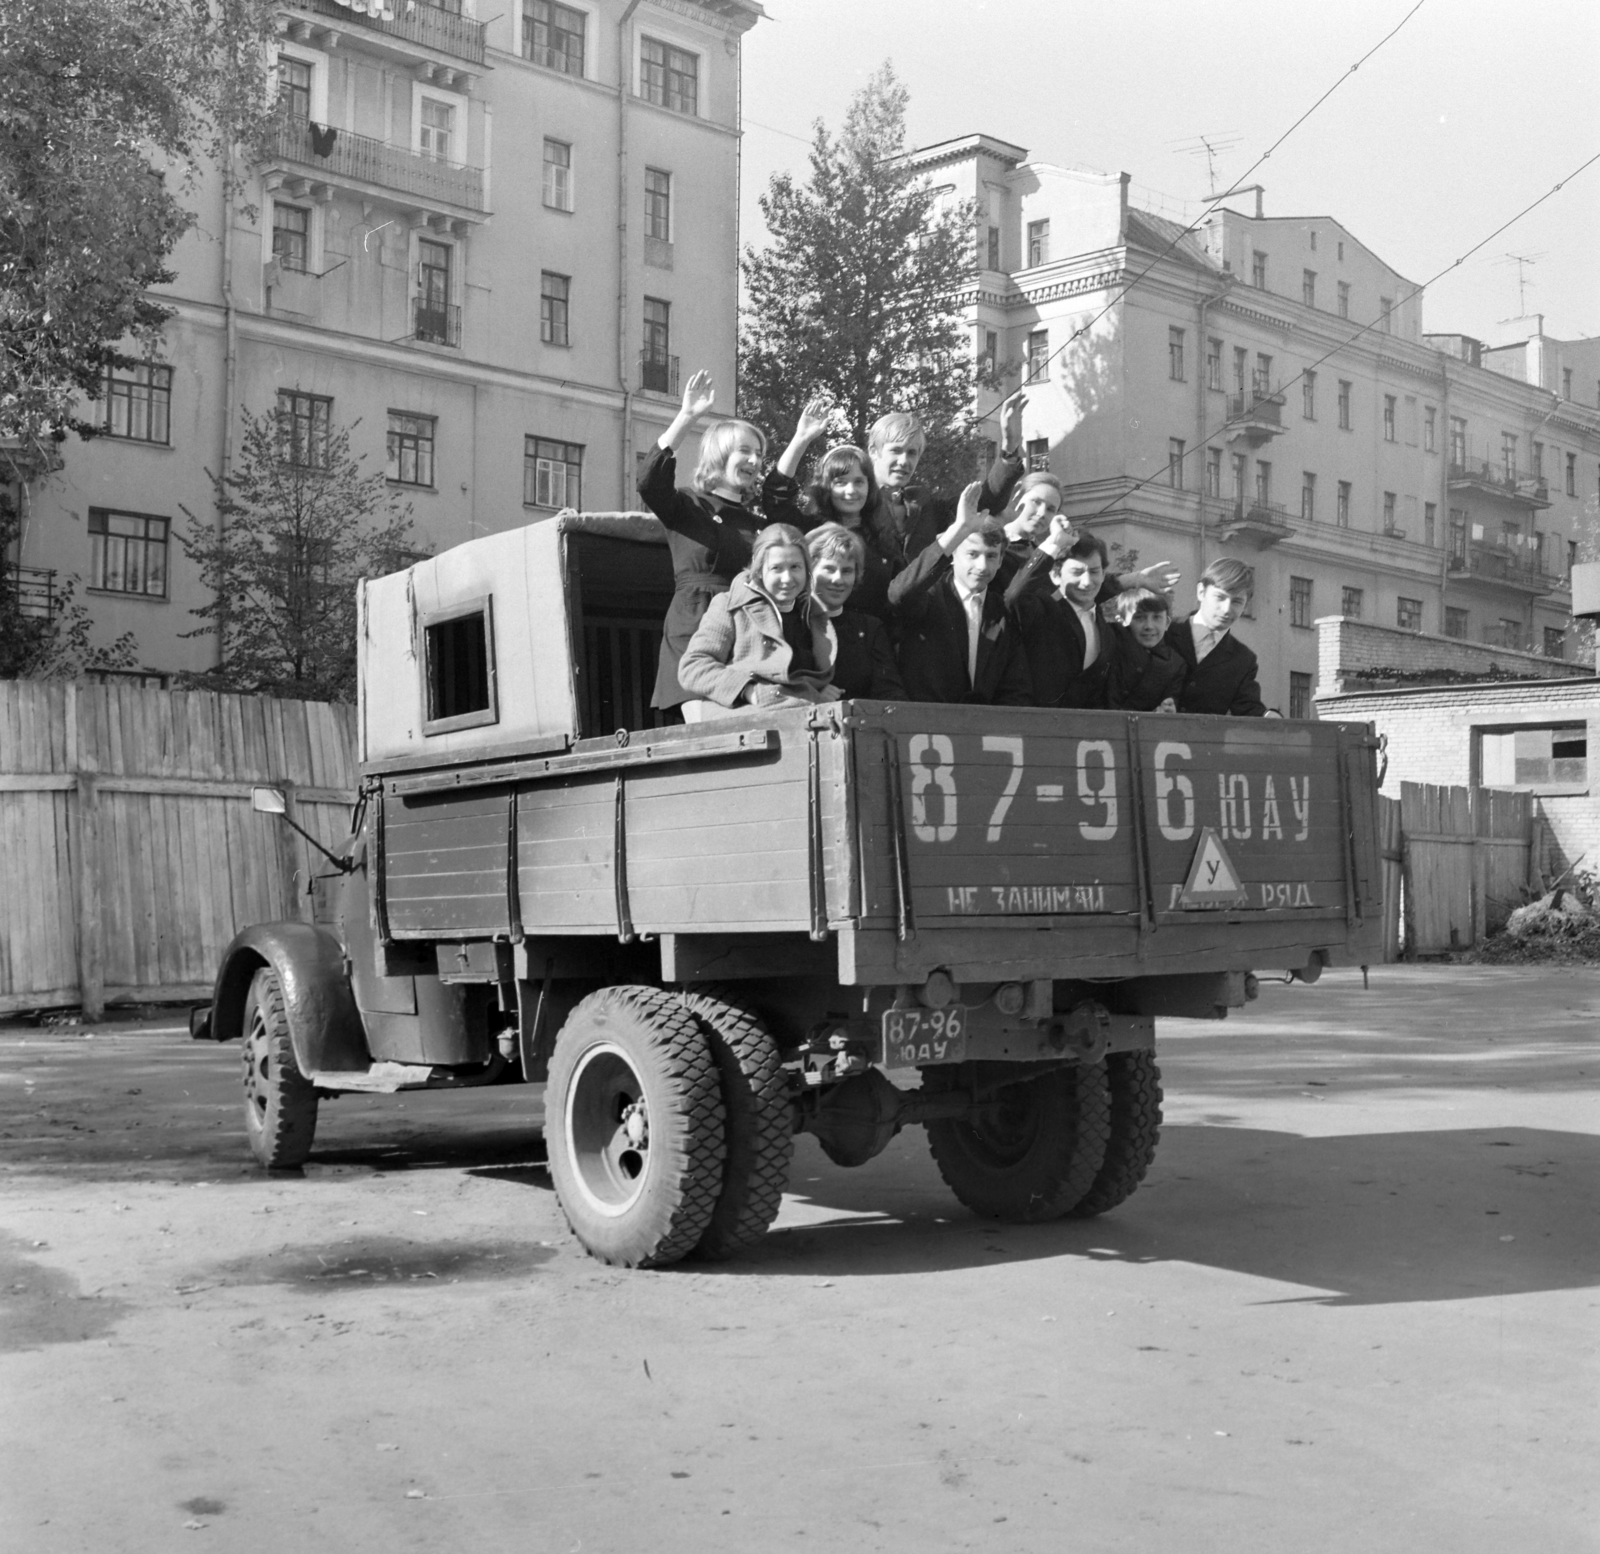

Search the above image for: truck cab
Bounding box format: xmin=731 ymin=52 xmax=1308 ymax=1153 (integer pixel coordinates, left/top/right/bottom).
xmin=211 ymin=513 xmax=1384 ymax=1267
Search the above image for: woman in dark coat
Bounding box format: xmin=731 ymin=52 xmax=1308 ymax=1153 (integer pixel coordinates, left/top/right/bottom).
xmin=637 ymin=369 xmax=769 ymax=712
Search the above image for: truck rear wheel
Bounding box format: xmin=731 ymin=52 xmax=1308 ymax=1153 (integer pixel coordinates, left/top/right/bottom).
xmin=927 ymin=1064 xmax=1110 ymax=1223
xmin=1071 ymin=1052 xmax=1163 ymax=1218
xmin=241 ymin=966 xmax=319 ymax=1169
xmin=546 ymin=986 xmax=726 ymax=1269
xmin=681 ymin=990 xmax=793 ymax=1261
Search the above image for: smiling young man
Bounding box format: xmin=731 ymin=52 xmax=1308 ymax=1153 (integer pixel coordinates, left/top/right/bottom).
xmin=1167 ymin=558 xmax=1271 ymax=716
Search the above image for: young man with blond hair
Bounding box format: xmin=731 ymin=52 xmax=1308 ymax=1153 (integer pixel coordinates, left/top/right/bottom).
xmin=1167 ymin=557 xmax=1271 ymax=716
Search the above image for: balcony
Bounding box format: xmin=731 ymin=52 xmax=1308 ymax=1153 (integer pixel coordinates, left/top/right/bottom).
xmin=640 ymin=350 xmax=680 ymax=397
xmin=6 ymin=564 xmax=60 ymax=620
xmin=1225 ymin=389 xmax=1285 ymax=445
xmin=1215 ymin=500 xmax=1292 ymax=546
xmin=1448 ymin=458 xmax=1552 ymax=509
xmin=1449 ymin=539 xmax=1564 ymax=595
xmin=294 ymin=0 xmax=486 ymax=70
xmin=413 ymin=299 xmax=461 ymax=347
xmin=265 ymin=116 xmax=485 ymax=222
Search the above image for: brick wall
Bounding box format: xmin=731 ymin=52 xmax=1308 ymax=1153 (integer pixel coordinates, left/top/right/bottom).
xmin=1317 ymin=678 xmax=1600 ymax=877
xmin=1316 ymin=615 xmax=1592 ymax=696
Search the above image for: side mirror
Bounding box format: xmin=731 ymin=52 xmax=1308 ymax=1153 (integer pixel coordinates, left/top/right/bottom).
xmin=252 ymin=785 xmax=287 ymax=815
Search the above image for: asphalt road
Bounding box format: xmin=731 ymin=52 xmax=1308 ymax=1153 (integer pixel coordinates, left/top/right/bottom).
xmin=1 ymin=966 xmax=1596 ymax=1554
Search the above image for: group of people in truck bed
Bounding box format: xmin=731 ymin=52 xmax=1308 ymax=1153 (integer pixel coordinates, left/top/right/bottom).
xmin=638 ymin=369 xmax=1273 ymax=722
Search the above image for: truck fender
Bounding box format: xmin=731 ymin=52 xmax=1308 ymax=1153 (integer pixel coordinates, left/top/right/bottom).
xmin=208 ymin=922 xmax=372 ymax=1076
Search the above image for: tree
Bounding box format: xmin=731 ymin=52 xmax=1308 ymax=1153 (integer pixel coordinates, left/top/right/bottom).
xmin=739 ymin=63 xmax=987 ymax=494
xmin=178 ymin=407 xmax=420 ymax=703
xmin=0 ymin=0 xmax=277 ymax=461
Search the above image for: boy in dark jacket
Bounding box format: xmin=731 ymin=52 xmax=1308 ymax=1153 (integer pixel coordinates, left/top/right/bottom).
xmin=1166 ymin=558 xmax=1273 ymax=716
xmin=1105 ymin=588 xmax=1187 ymax=711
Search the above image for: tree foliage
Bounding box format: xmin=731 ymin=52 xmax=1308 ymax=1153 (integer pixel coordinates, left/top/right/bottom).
xmin=739 ymin=63 xmax=987 ymax=493
xmin=0 ymin=0 xmax=277 ymax=458
xmin=178 ymin=408 xmax=420 ymax=703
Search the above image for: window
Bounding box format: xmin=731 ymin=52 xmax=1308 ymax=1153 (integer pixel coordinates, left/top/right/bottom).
xmin=1424 ymin=502 xmax=1437 ymax=547
xmin=1168 ymin=438 xmax=1185 ymax=489
xmin=1025 ymin=329 xmax=1049 ymax=384
xmin=1254 ymin=352 xmax=1273 ymax=397
xmin=88 ymin=509 xmax=168 ymax=598
xmin=542 ymin=138 xmax=573 ymax=211
xmin=540 ymin=272 xmax=571 ymax=346
xmin=1445 ymin=606 xmax=1469 ymax=639
xmin=1532 ymin=440 xmax=1544 ymax=480
xmin=524 ymin=435 xmax=583 ymax=509
xmin=1289 ymin=672 xmax=1313 ymax=721
xmin=386 ymin=412 xmax=435 ymax=487
xmin=416 ymin=238 xmax=453 ymax=343
xmin=1168 ymin=327 xmax=1185 ymax=381
xmin=276 ymin=389 xmax=330 ymax=468
xmin=641 ymin=36 xmax=697 ymax=115
xmin=1230 ymin=452 xmax=1247 ymax=502
xmin=1027 ymin=219 xmax=1050 ymax=267
xmin=1383 ymin=492 xmax=1397 ymax=533
xmin=1251 ymin=250 xmax=1267 ymax=288
xmin=1309 ymin=230 xmax=1317 ymax=251
xmin=1397 ymin=597 xmax=1422 ymax=632
xmin=102 ymin=362 xmax=171 ymax=445
xmin=1206 ymin=338 xmax=1222 ymax=390
xmin=422 ymin=599 xmax=498 ymax=735
xmin=1449 ymin=509 xmax=1467 ymax=563
xmin=1301 ymin=472 xmax=1316 ymax=521
xmin=1205 ymin=447 xmax=1222 ymax=498
xmin=1302 ymin=371 xmax=1316 ymax=420
xmin=1566 ymin=451 xmax=1577 ymax=495
xmin=1383 ymin=395 xmax=1396 ymax=442
xmin=1337 ymin=281 xmax=1350 ymax=318
xmin=1570 ymin=539 xmax=1579 ymax=575
xmin=419 ymin=97 xmax=455 ymax=162
xmin=1254 ymin=460 xmax=1271 ymax=506
xmin=1479 ymin=724 xmax=1587 ymax=791
xmin=1545 ymin=627 xmax=1566 ymax=660
xmin=523 ymin=0 xmax=585 ymax=76
xmin=1289 ymin=576 xmax=1313 ymax=629
xmin=979 ymin=329 xmax=998 ymax=373
xmin=1336 ymin=480 xmax=1351 ymax=528
xmin=644 ymin=167 xmax=672 ymax=241
xmin=1341 ymin=586 xmax=1363 ymax=619
xmin=1232 ymin=347 xmax=1248 ymax=394
xmin=1337 ymin=240 xmax=1345 ymax=260
xmin=986 ymin=225 xmax=1000 ymax=270
xmin=1302 ymin=269 xmax=1316 ymax=307
xmin=1026 ymin=437 xmax=1050 ymax=473
xmin=642 ymin=297 xmax=672 ymax=391
xmin=272 ymin=203 xmax=310 ymax=272
xmin=276 ymin=55 xmax=311 ymax=121
xmin=1379 ymin=296 xmax=1393 ymax=333
xmin=1562 ymin=367 xmax=1572 ymax=399
xmin=1424 ymin=405 xmax=1436 ymax=452
xmin=1337 ymin=380 xmax=1351 ymax=430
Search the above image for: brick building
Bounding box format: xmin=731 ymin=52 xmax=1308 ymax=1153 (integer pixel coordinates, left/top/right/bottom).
xmin=9 ymin=0 xmax=763 ymax=680
xmin=906 ymin=135 xmax=1600 ymax=716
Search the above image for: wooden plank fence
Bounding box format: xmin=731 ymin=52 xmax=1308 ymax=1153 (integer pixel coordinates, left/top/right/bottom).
xmin=0 ymin=681 xmax=357 ymax=1017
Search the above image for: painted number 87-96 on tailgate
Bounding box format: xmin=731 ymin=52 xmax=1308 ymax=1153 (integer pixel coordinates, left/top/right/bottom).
xmin=882 ymin=1006 xmax=968 ymax=1069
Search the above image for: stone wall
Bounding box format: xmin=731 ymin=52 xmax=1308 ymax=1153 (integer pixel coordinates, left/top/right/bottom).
xmin=1315 ymin=615 xmax=1591 ymax=696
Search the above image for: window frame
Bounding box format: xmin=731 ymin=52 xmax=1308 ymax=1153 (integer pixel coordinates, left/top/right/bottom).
xmin=271 ymin=201 xmax=311 ymax=273
xmin=1396 ymin=596 xmax=1423 ymax=632
xmin=87 ymin=507 xmax=171 ymax=600
xmin=1167 ymin=438 xmax=1185 ymax=490
xmin=1206 ymin=337 xmax=1222 ymax=391
xmin=419 ymin=595 xmax=500 ymax=737
xmin=1302 ymin=269 xmax=1316 ymax=308
xmin=1026 ymin=219 xmax=1050 ymax=267
xmin=540 ymin=271 xmax=572 ymax=347
xmin=1337 ymin=379 xmax=1352 ymax=431
xmin=523 ymin=434 xmax=584 ymax=511
xmin=1444 ymin=606 xmax=1469 ymax=640
xmin=1336 ymin=480 xmax=1351 ymax=528
xmin=1289 ymin=576 xmax=1313 ymax=630
xmin=1302 ymin=370 xmax=1316 ymax=421
xmin=1383 ymin=395 xmax=1396 ymax=442
xmin=102 ymin=362 xmax=172 ymax=446
xmin=1476 ymin=721 xmax=1588 ymax=795
xmin=1300 ymin=472 xmax=1316 ymax=522
xmin=643 ymin=166 xmax=672 ymax=242
xmin=1341 ymin=586 xmax=1363 ymax=620
xmin=1288 ymin=671 xmax=1313 ymax=721
xmin=542 ymin=137 xmax=573 ymax=212
xmin=386 ymin=411 xmax=436 ymax=488
xmin=522 ymin=0 xmax=587 ymax=77
xmin=1025 ymin=329 xmax=1049 ymax=385
xmin=275 ymin=388 xmax=332 ymax=469
xmin=1168 ymin=326 xmax=1185 ymax=382
xmin=639 ymin=33 xmax=699 ymax=116
xmin=1250 ymin=250 xmax=1267 ymax=288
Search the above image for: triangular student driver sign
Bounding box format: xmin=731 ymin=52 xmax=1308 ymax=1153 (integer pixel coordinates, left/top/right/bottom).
xmin=1178 ymin=827 xmax=1250 ymax=908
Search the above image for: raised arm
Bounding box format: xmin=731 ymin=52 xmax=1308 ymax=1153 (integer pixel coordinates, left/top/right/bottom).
xmin=775 ymin=395 xmax=832 ymax=478
xmin=980 ymin=389 xmax=1029 ymax=514
xmin=888 ymin=481 xmax=987 ymax=614
xmin=656 ymin=368 xmax=718 ymax=455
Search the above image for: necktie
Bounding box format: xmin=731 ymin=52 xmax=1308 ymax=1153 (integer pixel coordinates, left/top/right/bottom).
xmin=963 ymin=591 xmax=984 ymax=685
xmin=1080 ymin=605 xmax=1099 ymax=669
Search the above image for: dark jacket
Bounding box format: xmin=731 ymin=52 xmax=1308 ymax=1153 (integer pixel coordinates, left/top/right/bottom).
xmin=1166 ymin=619 xmax=1267 ymax=716
xmin=887 ymin=546 xmax=1033 ymax=706
xmin=678 ymin=571 xmax=835 ymax=708
xmin=1104 ymin=629 xmax=1188 ymax=712
xmin=760 ymin=469 xmax=900 ymax=625
xmin=638 ymin=444 xmax=765 ymax=709
xmin=1000 ymin=549 xmax=1125 ymax=708
xmin=828 ymin=608 xmax=905 ymax=700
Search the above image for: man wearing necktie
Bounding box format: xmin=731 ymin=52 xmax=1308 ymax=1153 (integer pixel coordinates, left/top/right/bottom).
xmin=1166 ymin=557 xmax=1272 ymax=716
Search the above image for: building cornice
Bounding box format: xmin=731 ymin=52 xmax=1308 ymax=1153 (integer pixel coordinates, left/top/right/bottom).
xmin=646 ymin=0 xmax=766 ymax=36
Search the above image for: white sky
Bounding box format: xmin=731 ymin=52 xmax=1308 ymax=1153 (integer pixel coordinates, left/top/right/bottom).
xmin=738 ymin=0 xmax=1600 ymax=343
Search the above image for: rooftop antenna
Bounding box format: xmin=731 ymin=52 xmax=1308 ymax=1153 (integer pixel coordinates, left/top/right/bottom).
xmin=1171 ymin=132 xmax=1242 ymax=196
xmin=1496 ymin=251 xmax=1546 ymax=315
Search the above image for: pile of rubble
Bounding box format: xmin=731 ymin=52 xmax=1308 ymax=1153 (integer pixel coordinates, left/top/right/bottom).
xmin=1472 ymin=878 xmax=1600 ymax=964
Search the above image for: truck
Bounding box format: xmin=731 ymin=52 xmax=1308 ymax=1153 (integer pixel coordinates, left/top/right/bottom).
xmin=206 ymin=512 xmax=1385 ymax=1267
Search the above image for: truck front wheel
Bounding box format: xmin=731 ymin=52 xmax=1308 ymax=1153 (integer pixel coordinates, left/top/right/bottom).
xmin=927 ymin=1064 xmax=1110 ymax=1223
xmin=546 ymin=986 xmax=727 ymax=1269
xmin=241 ymin=966 xmax=319 ymax=1169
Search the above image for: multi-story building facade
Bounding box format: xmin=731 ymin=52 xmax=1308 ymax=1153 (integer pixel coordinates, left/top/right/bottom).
xmin=13 ymin=0 xmax=762 ymax=678
xmin=915 ymin=134 xmax=1600 ymax=716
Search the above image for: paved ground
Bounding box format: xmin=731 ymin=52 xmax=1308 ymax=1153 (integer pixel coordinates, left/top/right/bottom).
xmin=1 ymin=965 xmax=1596 ymax=1553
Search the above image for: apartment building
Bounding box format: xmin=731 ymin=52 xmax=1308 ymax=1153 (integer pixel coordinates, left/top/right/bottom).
xmin=917 ymin=134 xmax=1600 ymax=716
xmin=14 ymin=0 xmax=762 ymax=678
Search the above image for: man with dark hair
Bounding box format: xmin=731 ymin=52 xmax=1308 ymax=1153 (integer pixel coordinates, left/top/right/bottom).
xmin=887 ymin=482 xmax=1033 ymax=705
xmin=1167 ymin=557 xmax=1271 ymax=716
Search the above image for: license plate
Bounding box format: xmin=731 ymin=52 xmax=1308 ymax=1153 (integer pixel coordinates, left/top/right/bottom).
xmin=881 ymin=1006 xmax=968 ymax=1069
